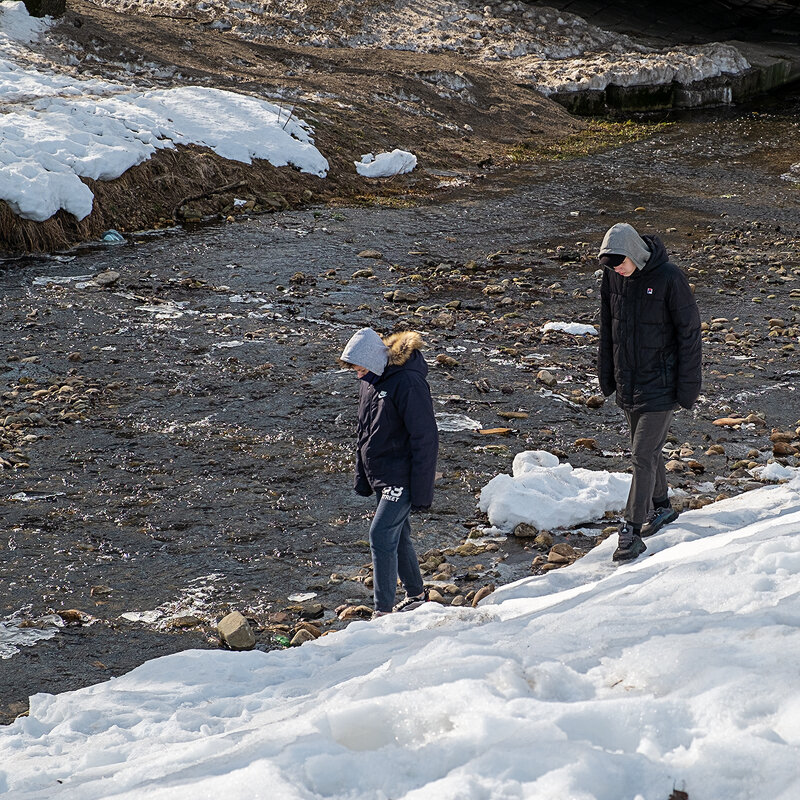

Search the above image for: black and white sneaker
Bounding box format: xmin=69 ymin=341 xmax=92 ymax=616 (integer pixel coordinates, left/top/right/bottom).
xmin=393 ymin=589 xmax=429 ymax=613
xmin=641 ymin=506 xmax=678 ymax=537
xmin=612 ymin=523 xmax=647 ymax=562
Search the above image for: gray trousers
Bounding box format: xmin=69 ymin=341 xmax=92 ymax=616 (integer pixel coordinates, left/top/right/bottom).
xmin=624 ymin=409 xmax=673 ymax=527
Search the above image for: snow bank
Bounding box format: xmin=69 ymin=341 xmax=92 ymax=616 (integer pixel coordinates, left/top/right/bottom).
xmin=0 ymin=85 xmax=329 ymax=222
xmin=0 ymin=4 xmax=329 ymax=223
xmin=479 ymin=450 xmax=630 ymax=532
xmin=0 ymin=0 xmax=49 ymax=45
xmin=355 ymin=149 xmax=417 ymax=177
xmin=519 ymin=42 xmax=750 ymax=96
xmin=83 ymin=0 xmax=751 ymax=99
xmin=2 ymin=477 xmax=800 ymax=799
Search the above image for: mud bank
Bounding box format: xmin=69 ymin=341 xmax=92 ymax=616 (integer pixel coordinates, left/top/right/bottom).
xmin=7 ymin=0 xmax=800 ymax=256
xmin=1 ymin=89 xmax=800 ymax=723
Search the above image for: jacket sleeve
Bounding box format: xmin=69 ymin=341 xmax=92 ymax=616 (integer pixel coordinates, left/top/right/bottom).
xmin=392 ymin=374 xmax=439 ymax=507
xmin=353 ymin=386 xmax=373 ymax=496
xmin=598 ymin=270 xmax=616 ymax=397
xmin=669 ymin=272 xmax=703 ymax=409
xmin=354 ymin=448 xmax=372 ymax=496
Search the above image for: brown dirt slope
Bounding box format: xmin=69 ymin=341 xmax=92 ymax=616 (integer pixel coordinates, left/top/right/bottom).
xmin=1 ymin=0 xmax=580 ymax=253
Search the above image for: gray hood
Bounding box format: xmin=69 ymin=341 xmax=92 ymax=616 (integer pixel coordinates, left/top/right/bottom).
xmin=599 ymin=223 xmax=652 ymax=270
xmin=340 ymin=327 xmax=389 ymax=375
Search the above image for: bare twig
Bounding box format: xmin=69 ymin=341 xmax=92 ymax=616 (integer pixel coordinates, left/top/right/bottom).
xmin=281 ymin=104 xmax=296 ymax=130
xmin=173 ymin=179 xmax=247 ymax=220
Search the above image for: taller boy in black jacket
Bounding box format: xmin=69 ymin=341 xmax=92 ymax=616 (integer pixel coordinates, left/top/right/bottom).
xmin=598 ymin=223 xmax=702 ymax=562
xmin=340 ymin=328 xmax=439 ymax=617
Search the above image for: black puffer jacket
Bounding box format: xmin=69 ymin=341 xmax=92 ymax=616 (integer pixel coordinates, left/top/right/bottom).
xmin=354 ymin=332 xmax=439 ymax=507
xmin=598 ymin=235 xmax=702 ymax=413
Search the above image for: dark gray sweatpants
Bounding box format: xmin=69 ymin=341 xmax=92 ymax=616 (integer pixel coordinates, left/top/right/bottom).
xmin=624 ymin=409 xmax=674 ymax=527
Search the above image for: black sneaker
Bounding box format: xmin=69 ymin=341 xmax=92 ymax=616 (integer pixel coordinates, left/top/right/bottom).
xmin=641 ymin=506 xmax=678 ymax=537
xmin=393 ymin=589 xmax=429 ymax=613
xmin=612 ymin=523 xmax=647 ymax=562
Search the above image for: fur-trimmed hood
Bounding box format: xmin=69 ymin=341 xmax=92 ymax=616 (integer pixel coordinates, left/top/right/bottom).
xmin=354 ymin=329 xmax=437 ymax=507
xmin=383 ymin=331 xmax=424 ymax=366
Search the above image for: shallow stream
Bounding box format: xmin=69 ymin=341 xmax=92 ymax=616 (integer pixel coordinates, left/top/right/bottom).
xmin=1 ymin=87 xmax=799 ymax=721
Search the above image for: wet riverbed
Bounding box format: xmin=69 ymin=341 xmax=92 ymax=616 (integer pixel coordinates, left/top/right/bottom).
xmin=1 ymin=91 xmax=799 ymax=722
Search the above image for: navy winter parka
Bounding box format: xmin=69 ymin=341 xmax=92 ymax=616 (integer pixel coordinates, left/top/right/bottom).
xmin=354 ymin=332 xmax=439 ymax=508
xmin=598 ymin=235 xmax=702 ymax=413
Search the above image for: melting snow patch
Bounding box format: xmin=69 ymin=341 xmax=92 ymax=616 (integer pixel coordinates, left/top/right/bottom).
xmin=31 ymin=274 xmax=93 ymax=286
xmin=521 ymin=43 xmax=750 ymax=96
xmin=781 ymin=163 xmax=800 ymax=184
xmin=436 ymin=412 xmax=482 ymax=432
xmin=1 ymin=607 xmax=60 ymax=659
xmin=542 ymin=321 xmax=598 ymax=336
xmin=479 ymin=450 xmax=630 ymax=532
xmin=1 ymin=8 xmax=330 ymax=224
xmin=751 ymin=462 xmax=799 ymax=483
xmin=355 ymin=149 xmax=417 ymax=177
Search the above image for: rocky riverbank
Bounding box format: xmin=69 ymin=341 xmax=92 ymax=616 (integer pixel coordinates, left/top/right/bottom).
xmin=2 ymin=84 xmax=800 ymax=722
xmin=7 ymin=0 xmax=800 ymax=255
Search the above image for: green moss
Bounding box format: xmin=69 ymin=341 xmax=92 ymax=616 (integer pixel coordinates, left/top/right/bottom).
xmin=347 ymin=194 xmax=418 ymax=209
xmin=509 ymin=119 xmax=673 ymax=163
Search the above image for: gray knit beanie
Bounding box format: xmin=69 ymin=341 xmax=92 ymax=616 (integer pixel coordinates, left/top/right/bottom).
xmin=599 ymin=223 xmax=651 ymax=270
xmin=340 ymin=328 xmax=389 ymax=376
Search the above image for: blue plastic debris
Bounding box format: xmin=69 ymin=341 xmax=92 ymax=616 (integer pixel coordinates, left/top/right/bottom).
xmin=101 ymin=229 xmax=125 ymax=243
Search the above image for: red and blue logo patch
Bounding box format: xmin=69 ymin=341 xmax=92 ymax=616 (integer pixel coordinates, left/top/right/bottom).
xmin=647 ymin=287 xmax=654 ymax=295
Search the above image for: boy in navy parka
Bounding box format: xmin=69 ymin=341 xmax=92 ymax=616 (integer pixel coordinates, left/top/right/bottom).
xmin=340 ymin=328 xmax=439 ymax=618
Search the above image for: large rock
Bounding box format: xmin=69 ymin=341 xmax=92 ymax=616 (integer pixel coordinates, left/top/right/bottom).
xmin=290 ymin=629 xmax=317 ymax=646
xmin=217 ymin=611 xmax=256 ymax=650
xmin=337 ymin=605 xmax=372 ymax=620
xmin=94 ymin=270 xmax=120 ymax=287
xmin=533 ymin=531 xmax=554 ymax=550
xmin=547 ymin=543 xmax=577 ymax=564
xmin=537 ymin=369 xmax=557 ymax=387
xmin=471 ymin=584 xmax=495 ymax=607
xmin=513 ymin=522 xmax=538 ymax=538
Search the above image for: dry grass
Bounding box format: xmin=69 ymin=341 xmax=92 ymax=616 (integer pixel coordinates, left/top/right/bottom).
xmin=1 ymin=145 xmax=340 ymax=255
xmin=0 ymin=202 xmax=99 ymax=253
xmin=509 ymin=119 xmax=673 ymax=163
